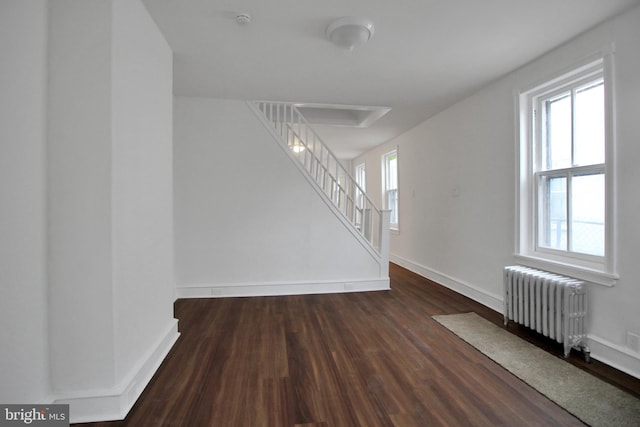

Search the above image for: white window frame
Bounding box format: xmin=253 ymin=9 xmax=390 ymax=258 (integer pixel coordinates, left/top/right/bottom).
xmin=382 ymin=148 xmax=399 ymax=231
xmin=516 ymin=52 xmax=617 ymax=286
xmin=354 ymin=162 xmax=366 ymax=229
xmin=353 ymin=162 xmax=367 ymax=199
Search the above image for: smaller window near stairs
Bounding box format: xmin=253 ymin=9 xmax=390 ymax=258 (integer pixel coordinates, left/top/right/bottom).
xmin=382 ymin=149 xmax=399 ymax=231
xmin=354 ymin=163 xmax=366 ymax=229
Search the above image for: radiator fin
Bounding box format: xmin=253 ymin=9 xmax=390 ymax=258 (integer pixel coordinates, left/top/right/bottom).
xmin=503 ymin=265 xmax=588 ymax=359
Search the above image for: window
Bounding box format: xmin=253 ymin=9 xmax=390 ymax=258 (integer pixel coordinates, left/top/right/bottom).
xmin=517 ymin=55 xmax=616 ymax=285
xmin=354 ymin=162 xmax=366 ymax=205
xmin=383 ymin=149 xmax=398 ymax=230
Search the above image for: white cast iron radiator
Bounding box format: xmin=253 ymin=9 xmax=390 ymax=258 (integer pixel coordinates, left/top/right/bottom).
xmin=503 ymin=265 xmax=590 ymax=361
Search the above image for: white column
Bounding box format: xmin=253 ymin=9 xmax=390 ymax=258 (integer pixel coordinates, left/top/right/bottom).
xmin=379 ymin=210 xmax=391 ymax=278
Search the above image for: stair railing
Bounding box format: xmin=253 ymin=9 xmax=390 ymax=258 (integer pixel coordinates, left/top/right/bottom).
xmin=252 ymin=101 xmax=387 ymax=254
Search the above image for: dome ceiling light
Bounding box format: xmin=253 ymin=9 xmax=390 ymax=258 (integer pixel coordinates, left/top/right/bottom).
xmin=326 ymin=17 xmax=375 ymax=50
xmin=235 ymin=13 xmax=251 ymax=25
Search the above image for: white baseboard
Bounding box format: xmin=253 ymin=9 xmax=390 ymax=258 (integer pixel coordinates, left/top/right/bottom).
xmin=390 ymin=255 xmax=503 ymax=312
xmin=175 ymin=277 xmax=390 ymax=299
xmin=391 ymin=255 xmax=640 ymax=380
xmin=55 ymin=319 xmax=180 ymax=424
xmin=587 ymin=334 xmax=640 ymax=379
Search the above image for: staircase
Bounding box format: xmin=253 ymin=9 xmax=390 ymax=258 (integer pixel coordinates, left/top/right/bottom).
xmin=249 ymin=101 xmax=389 ymax=271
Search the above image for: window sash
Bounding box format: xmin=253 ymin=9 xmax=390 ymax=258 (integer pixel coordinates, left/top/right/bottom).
xmin=533 ymin=74 xmax=606 ymax=260
xmin=516 ymin=53 xmax=616 ymax=284
xmin=387 ymin=189 xmax=398 ymax=226
xmin=355 ymin=163 xmax=366 ymax=211
xmin=536 ymin=77 xmax=605 ymax=172
xmin=535 ymin=165 xmax=605 ymax=259
xmin=383 ymin=150 xmax=398 ymax=229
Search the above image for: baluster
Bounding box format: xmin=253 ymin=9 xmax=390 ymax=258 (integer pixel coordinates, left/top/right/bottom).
xmin=321 ymin=167 xmax=327 ymax=193
xmin=304 ymin=122 xmax=309 ymax=170
xmin=282 ymin=104 xmax=286 ymax=137
xmin=290 ymin=104 xmax=294 ymax=139
xmin=305 ymin=122 xmax=309 ymax=153
xmin=327 ymin=174 xmax=332 ymax=198
xmin=268 ymin=103 xmax=272 ymax=125
xmin=351 ymin=192 xmax=356 ymax=223
xmin=319 ymin=145 xmax=324 ymax=184
xmin=308 ymin=150 xmax=313 ymax=174
xmin=312 ymin=155 xmax=317 ymax=182
xmin=283 ymin=104 xmax=287 ymax=137
xmin=298 ymin=111 xmax=303 ymax=157
xmin=274 ymin=103 xmax=279 ymax=134
xmin=285 ymin=104 xmax=289 ymax=138
xmin=253 ymin=100 xmax=385 ymax=254
xmin=303 ymin=140 xmax=309 ymax=170
xmin=326 ymin=171 xmax=331 ymax=196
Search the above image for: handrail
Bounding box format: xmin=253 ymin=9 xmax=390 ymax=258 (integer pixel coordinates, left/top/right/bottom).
xmin=253 ymin=101 xmax=385 ymax=252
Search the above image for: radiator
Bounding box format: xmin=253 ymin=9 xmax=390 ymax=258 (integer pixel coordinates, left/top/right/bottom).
xmin=503 ymin=265 xmax=590 ymax=361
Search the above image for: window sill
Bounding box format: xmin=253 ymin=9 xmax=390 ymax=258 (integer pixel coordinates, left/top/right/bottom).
xmin=514 ymin=254 xmax=618 ymax=287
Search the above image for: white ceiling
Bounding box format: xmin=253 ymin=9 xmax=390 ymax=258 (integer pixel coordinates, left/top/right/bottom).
xmin=142 ymin=0 xmax=640 ymax=159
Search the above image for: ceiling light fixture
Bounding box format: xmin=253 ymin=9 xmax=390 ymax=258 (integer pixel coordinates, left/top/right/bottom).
xmin=235 ymin=13 xmax=251 ymax=25
xmin=326 ymin=17 xmax=374 ymax=50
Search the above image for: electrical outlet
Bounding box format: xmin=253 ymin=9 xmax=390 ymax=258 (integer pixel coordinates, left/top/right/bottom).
xmin=627 ymin=331 xmax=640 ymax=353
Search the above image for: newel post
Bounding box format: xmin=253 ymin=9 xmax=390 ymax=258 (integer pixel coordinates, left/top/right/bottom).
xmin=379 ymin=210 xmax=391 ymax=278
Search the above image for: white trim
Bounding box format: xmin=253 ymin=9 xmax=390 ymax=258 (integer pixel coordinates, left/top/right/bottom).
xmin=514 ymin=254 xmax=618 ymax=286
xmin=292 ymin=102 xmax=391 ymax=128
xmin=175 ymin=278 xmax=390 ymax=299
xmin=390 ymin=256 xmax=640 ymax=380
xmin=587 ymin=334 xmax=640 ymax=380
xmin=390 ymin=255 xmax=503 ymax=313
xmin=55 ymin=320 xmax=180 ymax=424
xmin=516 ymin=50 xmax=616 ymax=279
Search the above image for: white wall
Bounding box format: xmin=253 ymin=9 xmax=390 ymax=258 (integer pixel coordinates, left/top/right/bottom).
xmin=45 ymin=0 xmax=177 ymax=421
xmin=174 ymin=98 xmax=385 ymax=296
xmin=48 ymin=0 xmax=116 ymax=393
xmin=355 ymin=5 xmax=640 ymax=378
xmin=111 ymin=0 xmax=175 ymax=387
xmin=0 ymin=0 xmax=51 ymax=404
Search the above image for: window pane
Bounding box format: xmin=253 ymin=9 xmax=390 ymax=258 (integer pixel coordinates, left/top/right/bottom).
xmin=388 ymin=189 xmax=398 ymax=225
xmin=575 ymin=81 xmax=605 ymax=166
xmin=539 ymin=176 xmax=567 ymax=250
xmin=544 ymin=93 xmax=572 ymax=170
xmin=383 ymin=150 xmax=398 ymax=229
xmin=355 ymin=164 xmax=366 ymax=192
xmin=388 ymin=155 xmax=397 ymax=189
xmin=355 ymin=163 xmax=366 ymax=210
xmin=571 ymin=173 xmax=605 ymax=256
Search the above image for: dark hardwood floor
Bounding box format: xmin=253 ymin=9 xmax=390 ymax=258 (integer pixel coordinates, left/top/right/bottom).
xmin=76 ymin=263 xmax=640 ymax=426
